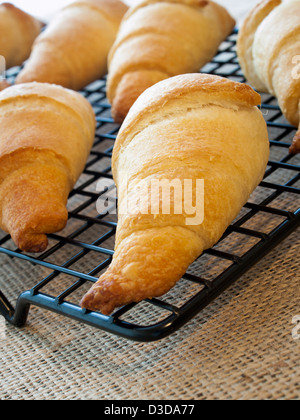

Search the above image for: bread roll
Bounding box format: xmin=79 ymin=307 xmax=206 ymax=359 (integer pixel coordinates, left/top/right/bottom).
xmin=0 ymin=82 xmax=96 ymax=253
xmin=15 ymin=0 xmax=128 ymax=90
xmin=81 ymin=73 xmax=269 ymax=315
xmin=0 ymin=3 xmax=42 ymax=69
xmin=107 ymin=0 xmax=236 ymax=123
xmin=237 ymin=0 xmax=300 ymax=154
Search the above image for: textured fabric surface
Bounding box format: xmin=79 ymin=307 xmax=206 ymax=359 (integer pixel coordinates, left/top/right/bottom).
xmin=0 ymin=226 xmax=299 ymax=400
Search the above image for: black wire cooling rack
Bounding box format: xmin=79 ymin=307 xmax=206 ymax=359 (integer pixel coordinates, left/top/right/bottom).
xmin=0 ymin=32 xmax=299 ymax=342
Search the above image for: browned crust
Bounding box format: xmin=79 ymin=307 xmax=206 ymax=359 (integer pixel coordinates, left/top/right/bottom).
xmin=15 ymin=0 xmax=128 ymax=89
xmin=112 ymin=74 xmax=262 ymax=167
xmin=0 ymin=164 xmax=69 ymax=253
xmin=1 ymin=3 xmax=43 ymax=34
xmin=80 ymin=227 xmax=203 ymax=315
xmin=111 ymin=70 xmax=169 ymax=124
xmin=0 ymin=82 xmax=96 ymax=252
xmin=0 ymin=82 xmax=95 ymax=141
xmin=289 ymin=130 xmax=300 ymax=155
xmin=107 ymin=0 xmax=235 ymax=122
xmin=1 ymin=2 xmax=39 ymax=21
xmin=0 ymin=3 xmax=43 ymax=68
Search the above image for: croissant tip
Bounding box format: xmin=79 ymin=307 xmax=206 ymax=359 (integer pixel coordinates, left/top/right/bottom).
xmin=14 ymin=232 xmax=49 ymax=254
xmin=80 ymin=292 xmax=114 ymax=316
xmin=111 ymin=107 xmax=126 ymax=125
xmin=289 ymin=132 xmax=300 ymax=155
xmin=24 ymin=236 xmax=48 ymax=254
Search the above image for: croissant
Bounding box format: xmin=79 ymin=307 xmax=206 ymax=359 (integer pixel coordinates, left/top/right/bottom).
xmin=0 ymin=3 xmax=43 ymax=69
xmin=15 ymin=0 xmax=128 ymax=90
xmin=107 ymin=0 xmax=236 ymax=123
xmin=237 ymin=0 xmax=300 ymax=154
xmin=80 ymin=73 xmax=270 ymax=315
xmin=0 ymin=82 xmax=95 ymax=253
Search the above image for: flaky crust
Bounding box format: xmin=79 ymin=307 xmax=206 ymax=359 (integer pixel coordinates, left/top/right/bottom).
xmin=15 ymin=0 xmax=128 ymax=90
xmin=0 ymin=82 xmax=96 ymax=252
xmin=237 ymin=0 xmax=300 ymax=154
xmin=0 ymin=3 xmax=43 ymax=68
xmin=107 ymin=0 xmax=235 ymax=123
xmin=80 ymin=74 xmax=269 ymax=315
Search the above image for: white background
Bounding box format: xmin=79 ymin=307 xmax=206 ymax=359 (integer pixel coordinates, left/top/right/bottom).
xmin=9 ymin=0 xmax=261 ymax=24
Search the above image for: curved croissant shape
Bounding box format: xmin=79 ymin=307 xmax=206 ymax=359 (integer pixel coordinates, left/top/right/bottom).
xmin=15 ymin=0 xmax=128 ymax=90
xmin=0 ymin=82 xmax=95 ymax=253
xmin=107 ymin=0 xmax=235 ymax=123
xmin=237 ymin=0 xmax=300 ymax=154
xmin=81 ymin=74 xmax=270 ymax=315
xmin=0 ymin=3 xmax=43 ymax=69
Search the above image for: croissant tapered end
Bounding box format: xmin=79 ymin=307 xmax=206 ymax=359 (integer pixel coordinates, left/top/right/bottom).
xmin=14 ymin=0 xmax=128 ymax=90
xmin=8 ymin=202 xmax=68 ymax=253
xmin=289 ymin=130 xmax=300 ymax=155
xmin=81 ymin=227 xmax=203 ymax=315
xmin=110 ymin=70 xmax=169 ymax=124
xmin=0 ymin=3 xmax=43 ymax=69
xmin=15 ymin=48 xmax=72 ymax=88
xmin=0 ymin=165 xmax=69 ymax=253
xmin=13 ymin=232 xmax=50 ymax=254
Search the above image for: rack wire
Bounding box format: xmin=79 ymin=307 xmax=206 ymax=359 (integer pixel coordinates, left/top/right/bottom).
xmin=0 ymin=32 xmax=299 ymax=342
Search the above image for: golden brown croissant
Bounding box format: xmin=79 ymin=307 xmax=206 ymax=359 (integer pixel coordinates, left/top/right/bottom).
xmin=107 ymin=0 xmax=236 ymax=123
xmin=0 ymin=3 xmax=43 ymax=69
xmin=80 ymin=73 xmax=270 ymax=315
xmin=237 ymin=0 xmax=300 ymax=154
xmin=15 ymin=0 xmax=128 ymax=90
xmin=0 ymin=82 xmax=95 ymax=253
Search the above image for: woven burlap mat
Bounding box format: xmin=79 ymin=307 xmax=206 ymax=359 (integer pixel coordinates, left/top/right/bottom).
xmin=0 ymin=224 xmax=299 ymax=400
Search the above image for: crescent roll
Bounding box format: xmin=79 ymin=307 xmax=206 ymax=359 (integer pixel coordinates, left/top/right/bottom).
xmin=15 ymin=0 xmax=128 ymax=90
xmin=107 ymin=0 xmax=235 ymax=123
xmin=0 ymin=82 xmax=95 ymax=253
xmin=0 ymin=3 xmax=43 ymax=69
xmin=237 ymin=0 xmax=300 ymax=154
xmin=81 ymin=74 xmax=269 ymax=315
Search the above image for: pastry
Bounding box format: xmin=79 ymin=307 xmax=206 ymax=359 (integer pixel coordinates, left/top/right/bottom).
xmin=107 ymin=0 xmax=236 ymax=123
xmin=15 ymin=0 xmax=128 ymax=90
xmin=237 ymin=0 xmax=300 ymax=154
xmin=81 ymin=73 xmax=270 ymax=315
xmin=0 ymin=3 xmax=43 ymax=69
xmin=0 ymin=82 xmax=96 ymax=253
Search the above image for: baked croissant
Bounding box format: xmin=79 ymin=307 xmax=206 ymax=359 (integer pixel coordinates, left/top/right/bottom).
xmin=107 ymin=0 xmax=236 ymax=123
xmin=0 ymin=3 xmax=43 ymax=69
xmin=0 ymin=82 xmax=95 ymax=253
xmin=80 ymin=73 xmax=270 ymax=315
xmin=15 ymin=0 xmax=128 ymax=90
xmin=237 ymin=0 xmax=300 ymax=154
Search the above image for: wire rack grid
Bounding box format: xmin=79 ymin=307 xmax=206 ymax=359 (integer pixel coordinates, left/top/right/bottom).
xmin=0 ymin=32 xmax=299 ymax=342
